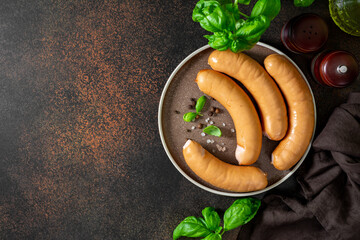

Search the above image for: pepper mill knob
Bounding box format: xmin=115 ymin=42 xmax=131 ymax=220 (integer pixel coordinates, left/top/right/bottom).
xmin=337 ymin=65 xmax=348 ymax=74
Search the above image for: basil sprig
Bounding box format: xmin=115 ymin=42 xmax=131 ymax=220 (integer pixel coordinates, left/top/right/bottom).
xmin=183 ymin=96 xmax=207 ymax=122
xmin=173 ymin=198 xmax=261 ymax=240
xmin=192 ymin=0 xmax=281 ymax=53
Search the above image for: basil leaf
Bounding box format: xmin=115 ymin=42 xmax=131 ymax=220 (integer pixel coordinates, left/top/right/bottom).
xmin=202 ymin=233 xmax=222 ymax=240
xmin=251 ymin=0 xmax=281 ymax=21
xmin=223 ymin=198 xmax=261 ymax=231
xmin=183 ymin=112 xmax=198 ymax=122
xmin=203 ymin=125 xmax=222 ymax=137
xmin=235 ymin=15 xmax=270 ymax=42
xmin=204 ymin=33 xmax=231 ymax=51
xmin=235 ymin=0 xmax=251 ymax=5
xmin=173 ymin=216 xmax=212 ymax=240
xmin=235 ymin=18 xmax=246 ymax=31
xmin=294 ymin=0 xmax=315 ymax=7
xmin=224 ymin=3 xmax=241 ymax=22
xmin=215 ymin=226 xmax=222 ymax=234
xmin=193 ymin=0 xmax=221 ymax=22
xmin=193 ymin=1 xmax=236 ymax=32
xmin=199 ymin=6 xmax=232 ymax=32
xmin=202 ymin=207 xmax=221 ymax=231
xmin=230 ymin=39 xmax=253 ymax=53
xmin=196 ymin=96 xmax=207 ymax=113
xmin=218 ymin=0 xmax=233 ymax=4
xmin=193 ymin=0 xmax=277 ymax=53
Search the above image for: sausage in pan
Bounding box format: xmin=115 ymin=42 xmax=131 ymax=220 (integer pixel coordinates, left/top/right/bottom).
xmin=183 ymin=140 xmax=268 ymax=192
xmin=264 ymin=54 xmax=315 ymax=171
xmin=196 ymin=69 xmax=262 ymax=165
xmin=208 ymin=50 xmax=288 ymax=141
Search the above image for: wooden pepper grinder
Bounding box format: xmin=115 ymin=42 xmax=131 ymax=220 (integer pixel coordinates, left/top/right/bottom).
xmin=311 ymin=50 xmax=359 ymax=87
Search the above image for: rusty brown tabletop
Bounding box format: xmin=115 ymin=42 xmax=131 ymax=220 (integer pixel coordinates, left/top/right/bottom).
xmin=1 ymin=0 xmax=359 ymax=239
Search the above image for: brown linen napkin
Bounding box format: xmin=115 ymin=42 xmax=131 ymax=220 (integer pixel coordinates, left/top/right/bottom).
xmin=238 ymin=92 xmax=360 ymax=240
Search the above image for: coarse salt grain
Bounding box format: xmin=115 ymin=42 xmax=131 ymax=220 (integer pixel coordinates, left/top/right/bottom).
xmin=231 ymin=129 xmax=235 ymax=133
xmin=222 ymin=123 xmax=226 ymax=126
xmin=209 ymin=121 xmax=214 ymax=125
xmin=201 ymin=132 xmax=206 ymax=137
xmin=206 ymin=139 xmax=211 ymax=144
xmin=191 ymin=126 xmax=196 ymax=130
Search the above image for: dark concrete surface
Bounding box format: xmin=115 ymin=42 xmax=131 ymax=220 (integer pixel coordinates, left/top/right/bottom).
xmin=0 ymin=0 xmax=359 ymax=239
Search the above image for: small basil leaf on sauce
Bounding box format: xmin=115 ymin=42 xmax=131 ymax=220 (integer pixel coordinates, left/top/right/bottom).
xmin=203 ymin=125 xmax=222 ymax=137
xmin=196 ymin=96 xmax=207 ymax=113
xmin=183 ymin=112 xmax=199 ymax=122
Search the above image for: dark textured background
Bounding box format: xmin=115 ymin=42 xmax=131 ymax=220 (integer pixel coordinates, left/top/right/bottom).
xmin=0 ymin=0 xmax=359 ymax=239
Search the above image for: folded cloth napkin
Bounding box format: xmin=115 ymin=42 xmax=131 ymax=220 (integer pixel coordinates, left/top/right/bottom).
xmin=238 ymin=92 xmax=360 ymax=240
